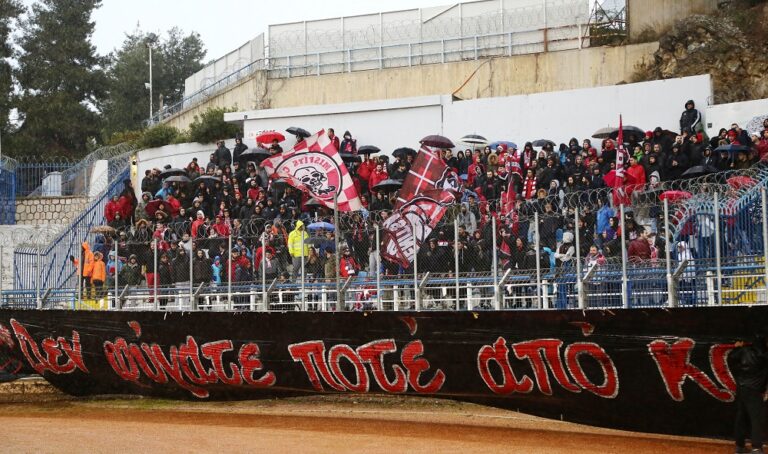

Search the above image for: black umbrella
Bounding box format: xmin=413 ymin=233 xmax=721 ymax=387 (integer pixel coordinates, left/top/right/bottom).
xmin=592 ymin=126 xmax=616 ymax=139
xmin=271 ymin=178 xmax=288 ymax=188
xmin=194 ymin=175 xmax=221 ymax=183
xmin=340 ymin=152 xmax=362 ymax=163
xmin=421 ymin=134 xmax=454 ymax=149
xmin=715 ymin=144 xmax=750 ymax=154
xmin=304 ymin=236 xmax=326 ymax=246
xmin=239 ymin=147 xmax=272 ymax=162
xmin=372 ymin=179 xmax=403 ymax=193
xmin=459 ymin=134 xmax=487 ymax=145
xmin=681 ymin=165 xmax=719 ymax=178
xmin=609 ymin=125 xmax=645 ymax=141
xmin=392 ymin=147 xmax=417 ymax=159
xmin=305 ymin=198 xmax=324 ymax=207
xmin=358 ymin=145 xmax=380 ymax=155
xmin=532 ymin=139 xmax=555 ymax=148
xmin=164 ymin=175 xmax=191 ymax=184
xmin=286 ymin=126 xmax=311 ymax=138
xmin=159 ymin=168 xmax=186 ymax=178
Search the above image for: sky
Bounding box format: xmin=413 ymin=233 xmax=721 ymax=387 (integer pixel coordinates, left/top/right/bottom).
xmin=86 ymin=0 xmax=454 ymax=60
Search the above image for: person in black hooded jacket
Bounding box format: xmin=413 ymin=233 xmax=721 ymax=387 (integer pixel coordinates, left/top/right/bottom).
xmin=679 ymin=99 xmax=701 ymax=134
xmin=729 ymin=334 xmax=768 ymax=454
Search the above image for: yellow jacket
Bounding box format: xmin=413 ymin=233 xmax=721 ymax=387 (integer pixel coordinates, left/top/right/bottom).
xmin=82 ymin=242 xmax=95 ymax=277
xmin=91 ymin=255 xmax=106 ymax=283
xmin=287 ymin=221 xmax=310 ymax=258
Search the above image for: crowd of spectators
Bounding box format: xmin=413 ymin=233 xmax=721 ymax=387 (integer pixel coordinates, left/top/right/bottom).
xmin=80 ymin=103 xmax=768 ymax=301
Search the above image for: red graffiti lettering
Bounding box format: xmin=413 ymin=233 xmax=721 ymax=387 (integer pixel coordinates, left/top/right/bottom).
xmin=238 ymin=343 xmax=276 ymax=387
xmin=356 ymin=339 xmax=408 ymax=393
xmin=477 ymin=337 xmax=534 ymax=394
xmin=648 ymin=338 xmax=733 ymax=402
xmin=288 ymin=341 xmax=346 ymax=392
xmin=401 ymin=340 xmax=446 ymax=394
xmin=564 ymin=343 xmax=619 ymax=398
xmin=710 ymin=343 xmax=737 ymax=393
xmin=200 ymin=340 xmax=242 ymax=386
xmin=512 ymin=339 xmax=580 ymax=395
xmin=329 ymin=345 xmax=369 ymax=393
xmin=10 ymin=319 xmax=89 ymax=375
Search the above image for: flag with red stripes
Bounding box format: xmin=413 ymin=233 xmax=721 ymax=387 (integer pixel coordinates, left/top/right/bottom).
xmin=261 ymin=129 xmax=362 ymax=211
xmin=382 ymin=145 xmax=461 ymax=266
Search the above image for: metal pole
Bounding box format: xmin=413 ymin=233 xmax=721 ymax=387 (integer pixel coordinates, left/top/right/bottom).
xmin=763 ymin=189 xmax=768 ymax=304
xmin=227 ymin=233 xmax=233 ymax=310
xmin=492 ymin=216 xmax=498 ymax=307
xmin=334 ymin=193 xmax=342 ymax=311
xmin=148 ymin=43 xmax=153 ymax=122
xmin=114 ymin=239 xmax=119 ymax=310
xmin=189 ymin=240 xmax=194 ymax=310
xmin=620 ymin=204 xmax=629 ymax=309
xmin=375 ymin=224 xmax=382 ymax=310
xmin=0 ymin=245 xmax=4 ymax=304
xmin=714 ymin=192 xmax=722 ymax=305
xmin=575 ymin=206 xmax=583 ymax=309
xmin=534 ymin=212 xmax=542 ymax=308
xmin=412 ymin=220 xmax=420 ymax=311
xmin=664 ymin=198 xmax=676 ymax=307
xmin=301 ymin=229 xmax=306 ymax=311
xmin=77 ymin=241 xmax=83 ymax=309
xmin=454 ymin=221 xmax=460 ymax=311
xmin=153 ymin=239 xmax=158 ymax=311
xmin=36 ymin=247 xmax=42 ymax=309
xmin=261 ymin=233 xmax=267 ymax=311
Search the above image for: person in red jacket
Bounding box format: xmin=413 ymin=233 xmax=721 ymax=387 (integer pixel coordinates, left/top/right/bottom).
xmin=368 ymin=163 xmax=389 ymax=195
xmin=104 ymin=195 xmax=120 ymax=223
xmin=339 ymin=248 xmax=360 ymax=278
xmin=628 ymin=228 xmax=651 ymax=263
xmin=327 ymin=128 xmax=340 ymax=151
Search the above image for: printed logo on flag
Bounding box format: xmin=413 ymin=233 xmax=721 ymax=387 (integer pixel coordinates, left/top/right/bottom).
xmin=274 ymin=152 xmax=341 ymax=200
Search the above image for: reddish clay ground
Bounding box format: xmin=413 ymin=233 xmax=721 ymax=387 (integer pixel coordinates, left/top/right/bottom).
xmin=0 ymin=394 xmax=732 ymax=454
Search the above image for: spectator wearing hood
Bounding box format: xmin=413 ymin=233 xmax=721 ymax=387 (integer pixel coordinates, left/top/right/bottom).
xmin=665 ymin=144 xmax=688 ymax=180
xmin=679 ymin=100 xmax=701 ymax=134
xmin=119 ymin=254 xmax=143 ymax=287
xmin=233 ymin=137 xmax=248 ymax=164
xmin=214 ymin=140 xmax=232 ymax=169
xmin=288 ymin=220 xmax=310 ymax=279
xmin=339 ymin=131 xmax=356 ymax=153
xmin=650 ymin=127 xmax=673 ymax=155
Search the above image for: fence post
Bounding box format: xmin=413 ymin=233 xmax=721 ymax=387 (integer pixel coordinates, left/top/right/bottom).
xmin=714 ymin=192 xmax=722 ymax=305
xmin=664 ymin=198 xmax=677 ymax=308
xmin=620 ymin=204 xmax=629 ymax=309
xmin=492 ymin=216 xmax=498 ymax=307
xmin=575 ymin=206 xmax=584 ymax=309
xmin=227 ymin=233 xmax=233 ymax=310
xmin=0 ymin=245 xmax=3 ymax=305
xmin=301 ymin=229 xmax=306 ymax=312
xmin=412 ymin=220 xmax=420 ymax=311
xmin=153 ymin=239 xmax=158 ymax=311
xmin=334 ymin=194 xmax=342 ymax=311
xmin=454 ymin=221 xmax=460 ymax=311
xmin=261 ymin=233 xmax=267 ymax=311
xmin=189 ymin=240 xmax=194 ymax=311
xmin=114 ymin=239 xmax=120 ymax=310
xmin=534 ymin=212 xmax=542 ymax=308
xmin=376 ymin=224 xmax=382 ymax=310
xmin=36 ymin=247 xmax=42 ymax=309
xmin=763 ymin=189 xmax=768 ymax=303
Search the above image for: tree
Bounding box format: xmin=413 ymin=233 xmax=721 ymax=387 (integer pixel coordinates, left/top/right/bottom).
xmin=0 ymin=0 xmax=22 ymax=136
xmin=188 ymin=107 xmax=240 ymax=144
xmin=12 ymin=0 xmax=107 ymax=158
xmin=102 ymin=27 xmax=206 ymax=138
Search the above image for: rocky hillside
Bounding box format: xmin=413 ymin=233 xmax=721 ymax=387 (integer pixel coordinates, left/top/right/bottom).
xmin=632 ymin=1 xmax=768 ymax=103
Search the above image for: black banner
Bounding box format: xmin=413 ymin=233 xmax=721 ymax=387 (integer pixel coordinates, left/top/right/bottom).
xmin=0 ymin=307 xmax=765 ymax=438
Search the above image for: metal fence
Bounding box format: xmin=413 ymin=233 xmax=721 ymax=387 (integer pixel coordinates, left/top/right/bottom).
xmin=0 ymin=155 xmax=16 ymax=224
xmin=7 ymin=184 xmax=768 ymax=312
xmin=14 ymin=157 xmax=77 ymax=197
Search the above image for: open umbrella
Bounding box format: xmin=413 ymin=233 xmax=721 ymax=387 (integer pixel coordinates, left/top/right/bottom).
xmin=305 ymin=198 xmax=324 ymax=207
xmin=531 ymin=139 xmax=555 ymax=148
xmin=144 ymin=199 xmax=167 ymax=217
xmin=194 ymin=175 xmax=221 ymax=184
xmin=358 ymin=145 xmax=380 ymax=155
xmin=372 ymin=179 xmax=403 ymax=193
xmin=659 ymin=190 xmax=693 ymax=203
xmin=746 ymin=114 xmax=768 ymax=135
xmin=271 ymin=178 xmax=288 ymax=188
xmin=727 ymin=175 xmax=755 ymax=190
xmin=420 ymin=134 xmax=454 ymax=149
xmin=715 ymin=144 xmax=751 ymax=154
xmin=286 ymin=126 xmax=311 ymax=139
xmin=239 ymin=147 xmax=272 ymax=162
xmin=392 ymin=147 xmax=417 ymax=159
xmin=681 ymin=165 xmax=719 ymax=178
xmin=163 ymin=175 xmax=192 ymax=184
xmin=458 ymin=134 xmax=487 ymax=145
xmin=340 ymin=152 xmax=361 ymax=163
xmin=489 ymin=141 xmax=517 ymax=151
xmin=90 ymin=225 xmax=116 ymax=235
xmin=609 ymin=125 xmax=645 ymax=141
xmin=256 ymin=130 xmax=285 ymax=144
xmin=304 ymin=236 xmax=326 ymax=246
xmin=592 ymin=126 xmax=616 ymax=139
xmin=308 ymin=221 xmax=335 ymax=231
xmin=159 ymin=168 xmax=186 ymax=178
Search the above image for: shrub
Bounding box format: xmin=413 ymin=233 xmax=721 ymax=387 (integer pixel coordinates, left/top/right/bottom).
xmin=188 ymin=107 xmax=241 ymax=144
xmin=137 ymin=123 xmax=180 ymax=149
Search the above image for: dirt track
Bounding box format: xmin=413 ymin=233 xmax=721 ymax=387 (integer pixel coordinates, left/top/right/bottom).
xmin=0 ymin=389 xmax=732 ymax=454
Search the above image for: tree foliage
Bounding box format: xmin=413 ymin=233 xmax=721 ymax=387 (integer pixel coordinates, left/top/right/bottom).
xmin=101 ymin=27 xmax=206 ymax=137
xmin=136 ymin=123 xmax=180 ymax=149
xmin=0 ymin=0 xmax=22 ymax=136
xmin=188 ymin=107 xmax=240 ymax=144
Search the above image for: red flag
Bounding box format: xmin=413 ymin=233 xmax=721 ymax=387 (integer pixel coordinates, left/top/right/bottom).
xmin=261 ymin=129 xmax=362 ymax=211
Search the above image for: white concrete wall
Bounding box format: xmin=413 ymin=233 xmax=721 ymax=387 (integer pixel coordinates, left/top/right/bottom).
xmin=184 ymin=34 xmax=265 ymax=97
xmin=705 ymin=98 xmax=768 ymax=137
xmin=226 ymin=75 xmax=712 ymax=155
xmin=135 ymin=141 xmax=232 ymax=196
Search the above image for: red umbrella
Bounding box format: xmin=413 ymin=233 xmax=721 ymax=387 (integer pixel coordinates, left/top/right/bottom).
xmin=420 ymin=135 xmax=454 ymax=149
xmin=727 ymin=176 xmax=755 ymax=190
xmin=256 ymin=130 xmax=286 ymax=144
xmin=145 ymin=200 xmax=167 ymax=217
xmin=659 ymin=190 xmax=693 ymax=203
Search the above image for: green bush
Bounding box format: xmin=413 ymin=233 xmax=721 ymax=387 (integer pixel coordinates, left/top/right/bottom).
xmin=188 ymin=107 xmax=241 ymax=144
xmin=137 ymin=123 xmax=180 ymax=148
xmin=105 ymin=129 xmax=144 ymax=146
xmin=171 ymin=129 xmax=191 ymax=144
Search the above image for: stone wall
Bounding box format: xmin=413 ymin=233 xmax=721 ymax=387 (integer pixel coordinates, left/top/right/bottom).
xmin=15 ymin=197 xmax=89 ymax=225
xmin=627 ymin=0 xmax=718 ymax=41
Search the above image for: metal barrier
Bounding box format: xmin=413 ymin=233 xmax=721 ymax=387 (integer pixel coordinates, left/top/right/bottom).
xmin=14 ymin=157 xmax=77 ymax=197
xmin=0 ymin=155 xmax=16 ymax=224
